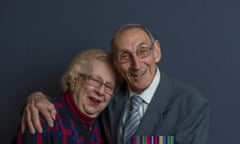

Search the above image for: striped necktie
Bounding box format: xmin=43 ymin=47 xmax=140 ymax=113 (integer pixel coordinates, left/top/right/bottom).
xmin=123 ymin=95 xmax=143 ymax=144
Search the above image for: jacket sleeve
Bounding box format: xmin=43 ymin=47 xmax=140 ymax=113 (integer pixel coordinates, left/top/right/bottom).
xmin=175 ymin=98 xmax=210 ymax=144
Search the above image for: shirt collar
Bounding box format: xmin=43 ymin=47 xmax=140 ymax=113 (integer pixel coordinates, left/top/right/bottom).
xmin=129 ymin=67 xmax=161 ymax=104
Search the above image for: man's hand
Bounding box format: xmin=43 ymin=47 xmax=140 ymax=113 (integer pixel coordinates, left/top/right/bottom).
xmin=20 ymin=92 xmax=57 ymax=134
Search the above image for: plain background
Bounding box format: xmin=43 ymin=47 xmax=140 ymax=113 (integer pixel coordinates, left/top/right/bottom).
xmin=1 ymin=0 xmax=239 ymax=143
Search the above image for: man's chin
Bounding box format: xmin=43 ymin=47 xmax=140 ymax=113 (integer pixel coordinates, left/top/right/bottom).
xmin=130 ymin=84 xmax=148 ymax=93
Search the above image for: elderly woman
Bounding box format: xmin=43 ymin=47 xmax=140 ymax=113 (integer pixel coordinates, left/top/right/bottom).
xmin=13 ymin=49 xmax=116 ymax=144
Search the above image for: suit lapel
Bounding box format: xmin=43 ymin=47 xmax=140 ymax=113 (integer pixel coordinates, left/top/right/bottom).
xmin=136 ymin=71 xmax=173 ymax=135
xmin=108 ymin=82 xmax=129 ymax=143
xmin=107 ymin=71 xmax=174 ymax=141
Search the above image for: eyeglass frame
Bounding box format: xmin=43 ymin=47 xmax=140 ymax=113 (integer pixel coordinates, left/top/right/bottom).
xmin=113 ymin=42 xmax=155 ymax=64
xmin=78 ymin=73 xmax=115 ymax=95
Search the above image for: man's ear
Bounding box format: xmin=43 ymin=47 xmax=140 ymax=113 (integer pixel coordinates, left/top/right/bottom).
xmin=153 ymin=40 xmax=162 ymax=62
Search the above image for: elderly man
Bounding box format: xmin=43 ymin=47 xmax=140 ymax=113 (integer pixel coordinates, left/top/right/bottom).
xmin=20 ymin=24 xmax=209 ymax=144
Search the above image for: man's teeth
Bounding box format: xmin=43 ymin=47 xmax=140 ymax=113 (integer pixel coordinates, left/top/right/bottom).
xmin=131 ymin=71 xmax=144 ymax=77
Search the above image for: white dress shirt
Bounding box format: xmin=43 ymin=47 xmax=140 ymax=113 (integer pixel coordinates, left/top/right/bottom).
xmin=119 ymin=68 xmax=161 ymax=143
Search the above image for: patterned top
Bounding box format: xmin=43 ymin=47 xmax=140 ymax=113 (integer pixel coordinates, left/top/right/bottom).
xmin=13 ymin=92 xmax=107 ymax=144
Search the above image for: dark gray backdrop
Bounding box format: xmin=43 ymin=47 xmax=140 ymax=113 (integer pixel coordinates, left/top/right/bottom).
xmin=1 ymin=0 xmax=239 ymax=143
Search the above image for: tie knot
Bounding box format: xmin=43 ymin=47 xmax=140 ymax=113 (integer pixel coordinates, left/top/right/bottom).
xmin=130 ymin=95 xmax=142 ymax=111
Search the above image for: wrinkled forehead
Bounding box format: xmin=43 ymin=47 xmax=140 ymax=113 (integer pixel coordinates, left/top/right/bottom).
xmin=114 ymin=28 xmax=152 ymax=50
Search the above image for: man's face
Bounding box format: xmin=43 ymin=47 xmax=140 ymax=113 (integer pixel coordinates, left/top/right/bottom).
xmin=72 ymin=59 xmax=116 ymax=118
xmin=113 ymin=28 xmax=161 ymax=93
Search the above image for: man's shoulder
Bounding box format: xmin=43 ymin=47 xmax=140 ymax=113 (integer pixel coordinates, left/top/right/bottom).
xmin=173 ymin=79 xmax=206 ymax=102
xmin=160 ymin=72 xmax=208 ymax=107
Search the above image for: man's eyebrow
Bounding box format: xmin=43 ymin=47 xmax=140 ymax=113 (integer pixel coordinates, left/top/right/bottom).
xmin=116 ymin=42 xmax=150 ymax=52
xmin=138 ymin=42 xmax=150 ymax=46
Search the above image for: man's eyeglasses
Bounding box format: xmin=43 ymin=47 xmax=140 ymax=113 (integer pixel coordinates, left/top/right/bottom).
xmin=115 ymin=43 xmax=154 ymax=63
xmin=79 ymin=74 xmax=115 ymax=95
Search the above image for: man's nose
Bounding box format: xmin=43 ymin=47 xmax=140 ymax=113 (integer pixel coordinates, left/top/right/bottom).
xmin=131 ymin=54 xmax=141 ymax=70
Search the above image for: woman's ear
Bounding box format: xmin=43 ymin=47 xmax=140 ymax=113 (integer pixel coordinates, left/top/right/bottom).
xmin=69 ymin=79 xmax=76 ymax=92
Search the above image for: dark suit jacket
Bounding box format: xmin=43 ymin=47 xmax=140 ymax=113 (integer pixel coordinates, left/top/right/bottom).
xmin=101 ymin=71 xmax=210 ymax=144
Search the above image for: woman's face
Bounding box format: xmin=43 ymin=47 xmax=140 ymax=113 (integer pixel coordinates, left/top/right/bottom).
xmin=72 ymin=60 xmax=116 ymax=118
